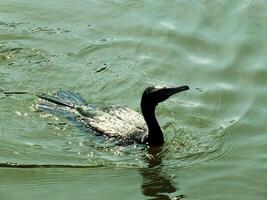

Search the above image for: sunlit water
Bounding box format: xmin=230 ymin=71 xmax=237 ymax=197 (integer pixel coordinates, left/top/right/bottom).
xmin=1 ymin=0 xmax=267 ymax=199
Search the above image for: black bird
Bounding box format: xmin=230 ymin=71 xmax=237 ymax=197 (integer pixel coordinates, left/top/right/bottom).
xmin=35 ymin=85 xmax=189 ymax=146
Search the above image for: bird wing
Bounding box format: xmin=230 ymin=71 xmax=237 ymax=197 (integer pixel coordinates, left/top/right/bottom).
xmin=102 ymin=106 xmax=147 ymax=130
xmin=76 ymin=106 xmax=148 ymax=143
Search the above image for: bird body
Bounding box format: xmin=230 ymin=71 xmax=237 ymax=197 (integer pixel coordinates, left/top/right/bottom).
xmin=76 ymin=105 xmax=148 ymax=143
xmin=36 ymin=85 xmax=189 ymax=145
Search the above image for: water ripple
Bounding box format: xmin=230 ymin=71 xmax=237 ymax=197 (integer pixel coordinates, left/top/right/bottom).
xmin=0 ymin=0 xmax=263 ymax=174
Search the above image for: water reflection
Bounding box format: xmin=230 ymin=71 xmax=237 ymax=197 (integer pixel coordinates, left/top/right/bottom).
xmin=139 ymin=146 xmax=185 ymax=200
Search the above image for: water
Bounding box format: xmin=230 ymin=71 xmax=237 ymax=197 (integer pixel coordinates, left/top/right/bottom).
xmin=1 ymin=0 xmax=267 ymax=199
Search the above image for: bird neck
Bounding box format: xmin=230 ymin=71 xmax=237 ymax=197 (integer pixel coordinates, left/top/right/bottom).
xmin=141 ymin=100 xmax=164 ymax=145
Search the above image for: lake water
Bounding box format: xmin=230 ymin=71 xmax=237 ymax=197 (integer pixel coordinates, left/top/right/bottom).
xmin=1 ymin=0 xmax=267 ymax=199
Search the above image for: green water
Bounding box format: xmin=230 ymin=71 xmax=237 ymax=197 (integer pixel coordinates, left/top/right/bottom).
xmin=1 ymin=0 xmax=267 ymax=199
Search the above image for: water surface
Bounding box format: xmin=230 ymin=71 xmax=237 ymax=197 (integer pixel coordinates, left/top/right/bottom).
xmin=1 ymin=0 xmax=267 ymax=199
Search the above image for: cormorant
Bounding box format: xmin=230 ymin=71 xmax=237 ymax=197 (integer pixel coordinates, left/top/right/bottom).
xmin=35 ymin=85 xmax=189 ymax=145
